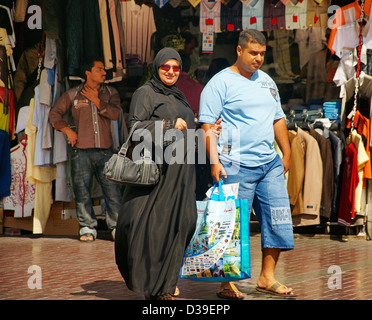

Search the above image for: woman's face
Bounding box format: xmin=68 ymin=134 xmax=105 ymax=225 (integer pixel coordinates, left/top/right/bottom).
xmin=158 ymin=59 xmax=181 ymax=86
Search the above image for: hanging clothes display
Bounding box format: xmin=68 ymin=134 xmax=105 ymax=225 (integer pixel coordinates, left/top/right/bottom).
xmin=285 ymin=0 xmax=308 ymax=30
xmin=263 ymin=0 xmax=286 ymax=31
xmin=242 ymin=0 xmax=264 ymax=31
xmin=308 ymin=127 xmax=334 ymax=219
xmin=25 ymin=91 xmax=56 ymax=234
xmin=338 ymin=141 xmax=359 ymax=225
xmin=0 ymin=129 xmax=11 ymax=198
xmin=291 ymin=127 xmax=323 ymax=227
xmin=287 ymin=129 xmax=305 ymax=215
xmin=120 ymin=0 xmax=157 ymax=65
xmin=220 ymin=0 xmax=242 ymax=32
xmin=199 ymin=0 xmax=222 ymax=33
xmin=306 ymin=0 xmax=330 ymax=28
xmin=4 ymin=138 xmax=35 ymax=218
xmin=328 ymin=0 xmax=372 ymax=55
xmin=347 ymin=130 xmax=369 ymax=214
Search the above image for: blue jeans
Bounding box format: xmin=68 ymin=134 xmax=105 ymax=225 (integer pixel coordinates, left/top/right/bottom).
xmin=71 ymin=147 xmax=122 ymax=238
xmin=222 ymin=154 xmax=294 ymax=250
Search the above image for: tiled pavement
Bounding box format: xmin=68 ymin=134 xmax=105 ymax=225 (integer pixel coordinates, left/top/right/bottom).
xmin=1 ymin=232 xmax=372 ymax=303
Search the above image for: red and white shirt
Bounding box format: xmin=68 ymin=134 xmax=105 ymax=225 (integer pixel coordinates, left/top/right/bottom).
xmin=200 ymin=0 xmax=222 ymax=33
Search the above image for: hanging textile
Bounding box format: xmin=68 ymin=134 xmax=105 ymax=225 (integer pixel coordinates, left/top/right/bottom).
xmin=200 ymin=0 xmax=222 ymax=33
xmin=263 ymin=0 xmax=286 ymax=31
xmin=328 ymin=0 xmax=372 ymax=55
xmin=0 ymin=129 xmax=11 ymax=198
xmin=291 ymin=127 xmax=323 ymax=227
xmin=220 ymin=0 xmax=242 ymax=32
xmin=4 ymin=138 xmax=35 ymax=218
xmin=242 ymin=0 xmax=264 ymax=31
xmin=338 ymin=142 xmax=359 ymax=225
xmin=25 ymin=93 xmax=56 ymax=234
xmin=120 ymin=0 xmax=157 ymax=64
xmin=285 ymin=0 xmax=308 ymax=30
xmin=306 ymin=0 xmax=330 ymax=28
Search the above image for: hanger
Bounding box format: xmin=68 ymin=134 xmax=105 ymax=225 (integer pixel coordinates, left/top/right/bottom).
xmin=313 ymin=121 xmax=324 ymax=130
xmin=287 ymin=110 xmax=297 ymax=131
xmin=299 ymin=110 xmax=311 ymax=131
xmin=329 ymin=121 xmax=340 ymax=131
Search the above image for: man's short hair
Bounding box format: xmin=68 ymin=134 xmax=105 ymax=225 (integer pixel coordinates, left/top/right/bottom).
xmin=238 ymin=30 xmax=266 ymax=48
xmin=80 ymin=56 xmax=104 ymax=80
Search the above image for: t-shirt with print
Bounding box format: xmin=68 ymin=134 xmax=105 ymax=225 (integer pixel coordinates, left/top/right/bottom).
xmin=198 ymin=68 xmax=285 ymax=167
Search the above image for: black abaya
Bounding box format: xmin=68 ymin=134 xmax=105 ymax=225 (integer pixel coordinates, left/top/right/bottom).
xmin=115 ymin=49 xmax=197 ymax=297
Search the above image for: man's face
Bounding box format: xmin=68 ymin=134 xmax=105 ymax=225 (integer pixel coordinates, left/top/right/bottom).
xmin=237 ymin=42 xmax=266 ymax=74
xmin=87 ymin=61 xmax=106 ymax=84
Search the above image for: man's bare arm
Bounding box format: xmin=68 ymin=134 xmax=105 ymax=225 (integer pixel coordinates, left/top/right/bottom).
xmin=201 ymin=123 xmax=226 ymax=182
xmin=273 ymin=117 xmax=291 ymax=174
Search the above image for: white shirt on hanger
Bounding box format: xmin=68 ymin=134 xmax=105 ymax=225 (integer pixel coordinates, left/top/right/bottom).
xmin=120 ymin=0 xmax=157 ymax=64
xmin=285 ymin=0 xmax=308 ymax=30
xmin=332 ymin=21 xmax=372 ymax=59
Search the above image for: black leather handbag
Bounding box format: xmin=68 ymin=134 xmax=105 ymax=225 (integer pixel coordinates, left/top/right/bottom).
xmin=103 ymin=122 xmax=160 ymax=186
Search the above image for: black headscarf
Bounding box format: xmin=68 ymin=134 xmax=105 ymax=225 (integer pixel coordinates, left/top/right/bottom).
xmin=146 ymin=47 xmax=191 ymax=110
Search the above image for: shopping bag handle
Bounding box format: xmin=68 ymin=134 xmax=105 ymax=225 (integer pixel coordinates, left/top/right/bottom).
xmin=210 ymin=180 xmax=235 ymax=201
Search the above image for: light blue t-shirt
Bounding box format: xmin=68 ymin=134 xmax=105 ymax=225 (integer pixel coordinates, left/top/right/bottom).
xmin=198 ymin=68 xmax=285 ymax=167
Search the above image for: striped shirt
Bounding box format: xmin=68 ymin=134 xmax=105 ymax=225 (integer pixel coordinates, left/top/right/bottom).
xmin=120 ymin=0 xmax=157 ymax=64
xmin=220 ymin=0 xmax=242 ymax=32
xmin=263 ymin=0 xmax=286 ymax=30
xmin=49 ymin=84 xmax=121 ymax=149
xmin=200 ymin=0 xmax=222 ymax=33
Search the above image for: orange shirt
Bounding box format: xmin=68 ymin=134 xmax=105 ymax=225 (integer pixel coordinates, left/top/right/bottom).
xmin=328 ymin=0 xmax=372 ymax=54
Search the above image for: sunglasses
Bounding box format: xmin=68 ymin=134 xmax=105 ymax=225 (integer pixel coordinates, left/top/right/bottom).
xmin=160 ymin=64 xmax=181 ymax=72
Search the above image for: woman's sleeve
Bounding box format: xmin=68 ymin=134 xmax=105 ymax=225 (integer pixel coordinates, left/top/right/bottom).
xmin=128 ymin=86 xmax=161 ymax=132
xmin=128 ymin=86 xmax=174 ymax=154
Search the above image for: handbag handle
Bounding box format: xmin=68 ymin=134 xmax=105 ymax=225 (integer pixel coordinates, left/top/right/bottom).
xmin=118 ymin=121 xmax=140 ymax=156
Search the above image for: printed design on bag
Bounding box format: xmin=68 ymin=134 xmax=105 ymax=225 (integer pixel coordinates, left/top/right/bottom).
xmin=181 ymin=200 xmax=242 ymax=279
xmin=271 ymin=207 xmax=292 ymax=225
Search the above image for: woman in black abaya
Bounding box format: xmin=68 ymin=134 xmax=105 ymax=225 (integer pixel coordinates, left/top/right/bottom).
xmin=115 ymin=48 xmax=197 ymax=300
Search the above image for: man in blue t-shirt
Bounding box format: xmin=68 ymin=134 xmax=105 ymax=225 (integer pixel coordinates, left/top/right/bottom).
xmin=199 ymin=29 xmax=295 ymax=299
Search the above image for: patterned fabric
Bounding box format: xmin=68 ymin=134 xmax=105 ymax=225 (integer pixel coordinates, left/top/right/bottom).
xmin=200 ymin=0 xmax=222 ymax=33
xmin=220 ymin=0 xmax=242 ymax=32
xmin=4 ymin=138 xmax=35 ymax=217
xmin=263 ymin=0 xmax=286 ymax=30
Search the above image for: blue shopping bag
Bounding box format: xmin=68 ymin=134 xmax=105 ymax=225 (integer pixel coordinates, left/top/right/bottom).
xmin=181 ymin=181 xmax=250 ymax=282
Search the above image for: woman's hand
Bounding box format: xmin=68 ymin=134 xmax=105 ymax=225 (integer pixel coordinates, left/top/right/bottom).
xmin=174 ymin=118 xmax=188 ymax=130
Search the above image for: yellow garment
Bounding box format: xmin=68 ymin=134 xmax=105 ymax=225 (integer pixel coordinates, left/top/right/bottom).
xmin=0 ymin=102 xmax=9 ymax=133
xmin=188 ymin=0 xmax=201 ymax=7
xmin=25 ymin=93 xmax=56 ymax=234
xmin=347 ymin=130 xmax=369 ymax=213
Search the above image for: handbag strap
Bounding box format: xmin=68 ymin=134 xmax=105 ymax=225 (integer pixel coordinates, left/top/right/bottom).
xmin=118 ymin=121 xmax=140 ymax=156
